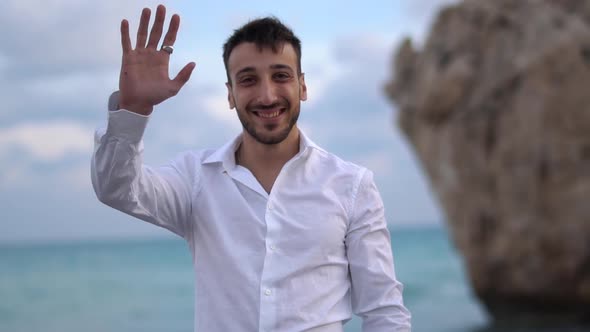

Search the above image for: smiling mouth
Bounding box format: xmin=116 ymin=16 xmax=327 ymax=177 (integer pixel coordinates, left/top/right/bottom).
xmin=253 ymin=108 xmax=286 ymax=119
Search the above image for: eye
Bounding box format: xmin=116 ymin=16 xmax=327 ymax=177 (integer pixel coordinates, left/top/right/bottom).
xmin=273 ymin=72 xmax=292 ymax=81
xmin=238 ymin=76 xmax=256 ymax=86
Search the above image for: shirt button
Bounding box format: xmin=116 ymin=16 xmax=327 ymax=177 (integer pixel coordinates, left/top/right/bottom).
xmin=268 ymin=203 xmax=273 ymax=210
xmin=264 ymin=289 xmax=272 ymax=296
xmin=269 ymin=244 xmax=276 ymax=251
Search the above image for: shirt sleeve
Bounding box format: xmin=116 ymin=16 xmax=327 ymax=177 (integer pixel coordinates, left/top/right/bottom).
xmin=345 ymin=169 xmax=412 ymax=332
xmin=91 ymin=109 xmax=195 ymax=240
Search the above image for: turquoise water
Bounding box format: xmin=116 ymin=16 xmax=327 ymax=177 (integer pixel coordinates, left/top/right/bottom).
xmin=0 ymin=227 xmax=584 ymax=332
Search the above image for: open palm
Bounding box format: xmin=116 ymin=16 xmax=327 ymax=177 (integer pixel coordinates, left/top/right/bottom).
xmin=118 ymin=5 xmax=195 ymax=115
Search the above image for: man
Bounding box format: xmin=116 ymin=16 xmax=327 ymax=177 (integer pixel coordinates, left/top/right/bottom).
xmin=91 ymin=4 xmax=411 ymax=332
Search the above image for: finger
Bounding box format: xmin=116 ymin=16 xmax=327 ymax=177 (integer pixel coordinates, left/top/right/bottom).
xmin=161 ymin=14 xmax=180 ymax=48
xmin=172 ymin=62 xmax=196 ymax=91
xmin=146 ymin=5 xmax=166 ymax=49
xmin=120 ymin=19 xmax=132 ymax=54
xmin=136 ymin=8 xmax=151 ymax=49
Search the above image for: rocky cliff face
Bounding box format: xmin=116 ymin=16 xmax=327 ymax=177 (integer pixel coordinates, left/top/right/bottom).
xmin=386 ymin=0 xmax=590 ymax=321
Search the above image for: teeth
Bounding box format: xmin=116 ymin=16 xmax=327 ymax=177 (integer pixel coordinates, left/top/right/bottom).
xmin=258 ymin=111 xmax=280 ymax=118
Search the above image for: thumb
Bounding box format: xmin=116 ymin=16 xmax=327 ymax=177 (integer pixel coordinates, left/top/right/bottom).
xmin=172 ymin=62 xmax=196 ymax=90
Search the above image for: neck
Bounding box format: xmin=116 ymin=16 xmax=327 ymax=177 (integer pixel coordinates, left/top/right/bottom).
xmin=237 ymin=126 xmax=300 ymax=172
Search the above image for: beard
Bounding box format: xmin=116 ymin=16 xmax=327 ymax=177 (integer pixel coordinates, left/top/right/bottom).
xmin=236 ymin=98 xmax=300 ymax=145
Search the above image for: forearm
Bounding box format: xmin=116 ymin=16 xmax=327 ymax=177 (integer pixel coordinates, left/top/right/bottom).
xmin=359 ymin=299 xmax=411 ymax=332
xmin=91 ymin=109 xmax=148 ymax=206
xmin=352 ymin=229 xmax=412 ymax=332
xmin=91 ymin=109 xmax=192 ymax=237
xmin=347 ymin=170 xmax=412 ymax=331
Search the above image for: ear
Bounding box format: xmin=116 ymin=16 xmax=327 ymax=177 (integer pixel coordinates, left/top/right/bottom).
xmin=225 ymin=82 xmax=235 ymax=109
xmin=299 ymin=73 xmax=307 ymax=101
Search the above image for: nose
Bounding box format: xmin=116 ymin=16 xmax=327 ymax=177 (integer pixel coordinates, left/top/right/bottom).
xmin=257 ymin=77 xmax=279 ymax=105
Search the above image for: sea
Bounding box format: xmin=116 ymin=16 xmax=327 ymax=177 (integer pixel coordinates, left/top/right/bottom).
xmin=1 ymin=226 xmax=588 ymax=332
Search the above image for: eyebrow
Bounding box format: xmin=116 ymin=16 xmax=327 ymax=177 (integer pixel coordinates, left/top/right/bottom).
xmin=235 ymin=67 xmax=256 ymax=77
xmin=234 ymin=64 xmax=295 ymax=77
xmin=270 ymin=64 xmax=294 ymax=72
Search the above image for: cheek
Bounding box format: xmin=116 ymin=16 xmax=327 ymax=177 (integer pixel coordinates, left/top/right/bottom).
xmin=291 ymin=88 xmax=303 ymax=102
xmin=233 ymin=93 xmax=253 ymax=110
xmin=231 ymin=91 xmax=244 ymax=105
xmin=278 ymin=86 xmax=297 ymax=99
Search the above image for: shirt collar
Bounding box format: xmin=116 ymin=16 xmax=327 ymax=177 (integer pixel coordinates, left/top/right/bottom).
xmin=201 ymin=129 xmax=323 ymax=172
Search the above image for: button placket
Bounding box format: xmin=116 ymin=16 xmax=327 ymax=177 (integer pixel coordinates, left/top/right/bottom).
xmin=260 ymin=176 xmax=287 ymax=331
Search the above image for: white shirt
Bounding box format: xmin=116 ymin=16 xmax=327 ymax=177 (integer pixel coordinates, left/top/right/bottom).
xmin=91 ymin=109 xmax=411 ymax=332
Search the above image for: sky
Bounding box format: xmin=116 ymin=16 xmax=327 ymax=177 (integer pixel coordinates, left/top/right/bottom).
xmin=0 ymin=0 xmax=457 ymax=244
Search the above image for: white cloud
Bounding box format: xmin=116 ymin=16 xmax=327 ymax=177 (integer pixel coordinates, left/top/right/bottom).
xmin=0 ymin=158 xmax=91 ymax=191
xmin=201 ymin=88 xmax=241 ymax=129
xmin=356 ymin=150 xmax=395 ymax=175
xmin=297 ymin=33 xmax=444 ymax=226
xmin=332 ymin=34 xmax=395 ymax=66
xmin=26 ymin=70 xmax=118 ymax=101
xmin=0 ymin=53 xmax=7 ymax=72
xmin=0 ymin=121 xmax=93 ymax=162
xmin=58 ymin=162 xmax=93 ymax=190
xmin=0 ymin=161 xmax=29 ymax=188
xmin=0 ymin=0 xmax=451 ymax=243
xmin=0 ymin=0 xmax=165 ymax=77
xmin=302 ymin=43 xmax=347 ymax=108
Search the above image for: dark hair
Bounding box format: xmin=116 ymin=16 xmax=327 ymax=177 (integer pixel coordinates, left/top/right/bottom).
xmin=222 ymin=17 xmax=302 ymax=83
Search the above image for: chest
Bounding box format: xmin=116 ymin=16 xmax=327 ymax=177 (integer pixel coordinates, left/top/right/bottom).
xmin=252 ymin=167 xmax=281 ymax=194
xmin=191 ymin=165 xmax=353 ymax=258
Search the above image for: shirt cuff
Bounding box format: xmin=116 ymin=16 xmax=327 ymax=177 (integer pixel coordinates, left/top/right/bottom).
xmin=107 ymin=109 xmax=149 ymax=140
xmin=103 ymin=90 xmax=150 ymax=143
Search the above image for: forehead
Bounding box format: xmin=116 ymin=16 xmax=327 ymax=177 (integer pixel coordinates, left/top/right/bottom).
xmin=227 ymin=42 xmax=298 ymax=75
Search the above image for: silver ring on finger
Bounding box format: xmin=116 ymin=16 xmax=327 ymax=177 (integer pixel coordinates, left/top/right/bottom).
xmin=161 ymin=45 xmax=174 ymax=55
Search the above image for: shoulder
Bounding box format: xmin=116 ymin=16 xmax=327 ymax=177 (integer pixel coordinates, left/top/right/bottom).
xmin=305 ymin=147 xmax=377 ymax=223
xmin=307 ymin=146 xmax=369 ymax=181
xmin=166 ymin=149 xmax=218 ymax=195
xmin=300 ymin=131 xmax=367 ymax=179
xmin=172 ymin=149 xmax=216 ymax=166
xmin=165 ymin=148 xmax=220 ymax=184
xmin=305 ymin=146 xmax=372 ymax=210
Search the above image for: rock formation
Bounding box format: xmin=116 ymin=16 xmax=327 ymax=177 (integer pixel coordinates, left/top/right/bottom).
xmin=385 ymin=0 xmax=590 ymax=322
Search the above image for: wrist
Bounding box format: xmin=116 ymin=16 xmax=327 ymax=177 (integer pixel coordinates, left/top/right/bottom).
xmin=113 ymin=91 xmax=154 ymax=115
xmin=118 ymin=101 xmax=154 ymax=116
xmin=106 ymin=109 xmax=149 ymax=144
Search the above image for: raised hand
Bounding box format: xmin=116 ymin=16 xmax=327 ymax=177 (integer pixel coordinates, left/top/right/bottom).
xmin=118 ymin=5 xmax=196 ymax=115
